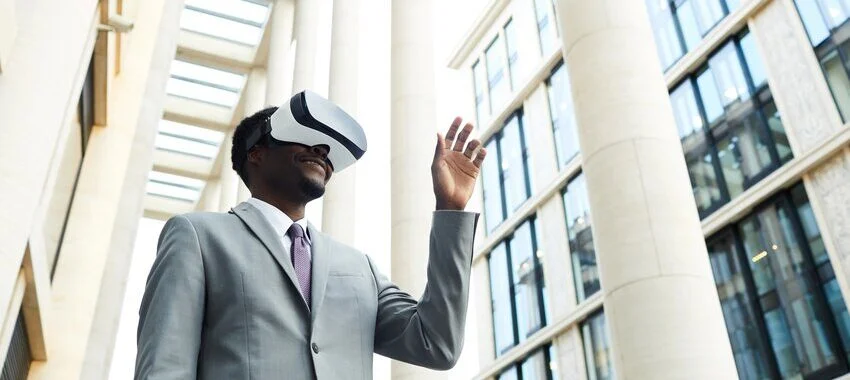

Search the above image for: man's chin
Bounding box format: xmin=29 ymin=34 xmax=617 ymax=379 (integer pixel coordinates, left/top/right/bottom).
xmin=300 ymin=178 xmax=326 ymax=200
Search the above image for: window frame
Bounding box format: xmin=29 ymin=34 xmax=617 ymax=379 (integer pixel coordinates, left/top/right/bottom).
xmin=488 ymin=216 xmax=550 ymax=357
xmin=669 ymin=29 xmax=791 ymax=219
xmin=708 ymin=184 xmax=850 ymax=379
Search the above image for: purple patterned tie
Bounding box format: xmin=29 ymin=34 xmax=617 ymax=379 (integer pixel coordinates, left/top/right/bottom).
xmin=287 ymin=224 xmax=312 ymax=308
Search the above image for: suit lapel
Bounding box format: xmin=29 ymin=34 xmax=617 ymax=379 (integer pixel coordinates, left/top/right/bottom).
xmin=307 ymin=222 xmax=330 ymax=323
xmin=232 ymin=202 xmax=309 ymax=312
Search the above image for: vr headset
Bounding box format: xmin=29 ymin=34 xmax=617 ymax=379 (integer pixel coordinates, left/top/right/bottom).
xmin=245 ymin=90 xmax=367 ymax=172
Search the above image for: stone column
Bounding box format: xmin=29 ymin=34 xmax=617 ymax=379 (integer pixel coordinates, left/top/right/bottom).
xmin=290 ymin=0 xmax=326 ymax=226
xmin=290 ymin=0 xmax=323 ymax=95
xmin=237 ymin=67 xmax=267 ymax=204
xmin=320 ymin=0 xmax=359 ymax=244
xmin=553 ymin=0 xmax=737 ymax=378
xmin=265 ymin=0 xmax=294 ymax=106
xmin=390 ymin=1 xmax=443 ymax=379
xmin=218 ymin=129 xmax=239 ymax=211
xmin=198 ymin=179 xmax=221 ymax=212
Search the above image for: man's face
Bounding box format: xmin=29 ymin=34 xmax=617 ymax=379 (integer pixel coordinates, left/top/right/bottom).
xmin=257 ymin=140 xmax=333 ymax=201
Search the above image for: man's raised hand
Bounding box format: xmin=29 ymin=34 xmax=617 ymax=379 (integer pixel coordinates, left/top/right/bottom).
xmin=432 ymin=117 xmax=487 ymax=211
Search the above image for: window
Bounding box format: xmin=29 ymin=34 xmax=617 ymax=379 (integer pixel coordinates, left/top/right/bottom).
xmin=707 ymin=183 xmax=850 ymax=379
xmin=155 ymin=119 xmax=225 ymax=159
xmin=481 ymin=112 xmax=535 ymax=233
xmin=473 ymin=60 xmax=490 ymax=126
xmin=582 ymin=310 xmax=615 ymax=380
xmin=669 ymin=31 xmax=792 ymax=218
xmin=1 ymin=308 xmax=31 ymax=380
xmin=496 ymin=344 xmax=557 ymax=380
xmin=43 ymin=57 xmax=95 ymax=277
xmin=488 ymin=218 xmax=549 ymax=356
xmin=562 ymin=173 xmax=600 ymax=302
xmin=533 ymin=0 xmax=559 ymax=56
xmin=505 ymin=19 xmax=522 ymax=89
xmin=166 ymin=60 xmax=245 ymax=108
xmin=486 ymin=35 xmax=511 ymax=112
xmin=180 ymin=0 xmax=270 ymax=46
xmin=547 ymin=61 xmax=580 ymax=168
xmin=794 ymin=0 xmax=850 ymax=121
xmin=146 ymin=171 xmax=205 ymax=203
xmin=645 ymin=0 xmax=740 ymax=70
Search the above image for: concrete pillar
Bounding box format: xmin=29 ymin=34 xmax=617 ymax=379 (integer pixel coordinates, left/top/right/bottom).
xmin=289 ymin=0 xmax=326 ymax=227
xmin=27 ymin=0 xmax=184 ymax=377
xmin=218 ymin=129 xmax=239 ymax=211
xmin=290 ymin=0 xmax=323 ymax=95
xmin=320 ymin=0 xmax=359 ymax=245
xmin=553 ymin=0 xmax=737 ymax=378
xmin=390 ymin=1 xmax=443 ymax=379
xmin=236 ymin=68 xmax=267 ymax=204
xmin=265 ymin=0 xmax=294 ymax=106
xmin=0 ymin=0 xmax=16 ymax=74
xmin=198 ymin=179 xmax=222 ymax=212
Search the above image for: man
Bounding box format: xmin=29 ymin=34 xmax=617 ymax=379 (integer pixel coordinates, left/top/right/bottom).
xmin=135 ymin=91 xmax=486 ymax=379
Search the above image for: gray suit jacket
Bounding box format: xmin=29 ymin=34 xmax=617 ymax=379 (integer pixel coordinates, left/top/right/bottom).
xmin=135 ymin=201 xmax=479 ymax=380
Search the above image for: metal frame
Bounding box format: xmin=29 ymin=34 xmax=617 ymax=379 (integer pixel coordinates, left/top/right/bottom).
xmin=496 ymin=342 xmax=556 ymax=380
xmin=708 ymin=182 xmax=850 ymax=379
xmin=671 ymin=28 xmax=790 ymax=220
xmin=658 ymin=0 xmax=737 ymax=71
xmin=560 ymin=172 xmax=600 ymax=304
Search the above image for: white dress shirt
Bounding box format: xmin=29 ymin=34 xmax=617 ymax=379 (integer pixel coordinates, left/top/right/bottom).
xmin=245 ymin=197 xmax=312 ymax=263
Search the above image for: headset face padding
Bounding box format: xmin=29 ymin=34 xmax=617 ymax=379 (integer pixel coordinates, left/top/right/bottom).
xmin=255 ymin=90 xmax=367 ymax=172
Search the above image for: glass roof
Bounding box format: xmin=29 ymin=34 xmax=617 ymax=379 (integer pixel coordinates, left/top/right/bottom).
xmin=180 ymin=0 xmax=270 ymax=46
xmin=155 ymin=119 xmax=225 ymax=159
xmin=166 ymin=60 xmax=245 ymax=107
xmin=146 ymin=171 xmax=205 ymax=202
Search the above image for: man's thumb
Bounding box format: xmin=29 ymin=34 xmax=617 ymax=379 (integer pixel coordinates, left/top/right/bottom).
xmin=434 ymin=133 xmax=445 ymax=161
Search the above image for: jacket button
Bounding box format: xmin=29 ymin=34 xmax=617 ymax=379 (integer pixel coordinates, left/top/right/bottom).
xmin=311 ymin=342 xmax=319 ymax=353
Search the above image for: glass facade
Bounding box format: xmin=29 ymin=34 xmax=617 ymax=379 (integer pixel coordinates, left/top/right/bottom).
xmin=581 ymin=311 xmax=615 ymax=380
xmin=669 ymin=31 xmax=792 ymax=218
xmin=645 ymin=0 xmax=740 ymax=70
xmin=547 ymin=61 xmax=580 ymax=169
xmin=794 ymin=0 xmax=850 ymax=121
xmin=486 ymin=35 xmax=511 ymax=112
xmin=505 ymin=19 xmax=523 ymax=89
xmin=497 ymin=344 xmax=557 ymax=380
xmin=562 ymin=173 xmax=600 ymax=302
xmin=473 ymin=60 xmax=490 ymax=126
xmin=488 ymin=218 xmax=549 ymax=356
xmin=481 ymin=112 xmax=535 ymax=233
xmin=533 ymin=0 xmax=559 ymax=56
xmin=708 ymin=183 xmax=850 ymax=379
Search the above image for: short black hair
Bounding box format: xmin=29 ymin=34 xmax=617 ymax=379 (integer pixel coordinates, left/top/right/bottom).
xmin=231 ymin=106 xmax=278 ymax=187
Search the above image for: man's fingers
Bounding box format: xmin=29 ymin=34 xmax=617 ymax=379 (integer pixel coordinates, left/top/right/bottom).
xmin=463 ymin=139 xmax=481 ymax=159
xmin=444 ymin=117 xmax=462 ymax=149
xmin=473 ymin=147 xmax=487 ymax=168
xmin=452 ymin=123 xmax=474 ymax=152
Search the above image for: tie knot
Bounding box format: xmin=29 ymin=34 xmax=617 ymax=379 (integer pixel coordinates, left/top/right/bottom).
xmin=287 ymin=223 xmax=305 ymax=239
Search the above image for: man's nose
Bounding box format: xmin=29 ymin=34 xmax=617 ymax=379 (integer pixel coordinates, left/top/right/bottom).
xmin=310 ymin=144 xmax=330 ymax=158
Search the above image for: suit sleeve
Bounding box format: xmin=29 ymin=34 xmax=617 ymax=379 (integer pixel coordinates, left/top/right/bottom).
xmin=135 ymin=215 xmax=206 ymax=379
xmin=370 ymin=210 xmax=479 ymax=370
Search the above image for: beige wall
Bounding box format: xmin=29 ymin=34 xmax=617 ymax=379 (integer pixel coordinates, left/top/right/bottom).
xmin=0 ymin=0 xmax=99 ymax=340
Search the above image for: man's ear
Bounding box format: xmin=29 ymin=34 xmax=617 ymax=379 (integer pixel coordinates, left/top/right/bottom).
xmin=246 ymin=146 xmax=264 ymax=165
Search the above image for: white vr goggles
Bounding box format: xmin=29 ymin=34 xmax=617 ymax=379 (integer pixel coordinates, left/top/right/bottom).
xmin=245 ymin=90 xmax=367 ymax=172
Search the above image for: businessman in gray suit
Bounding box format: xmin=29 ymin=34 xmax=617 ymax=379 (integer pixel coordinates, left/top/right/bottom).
xmin=135 ymin=104 xmax=487 ymax=379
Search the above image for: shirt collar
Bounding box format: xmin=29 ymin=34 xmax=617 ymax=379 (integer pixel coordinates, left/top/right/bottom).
xmin=245 ymin=197 xmax=311 ymax=243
